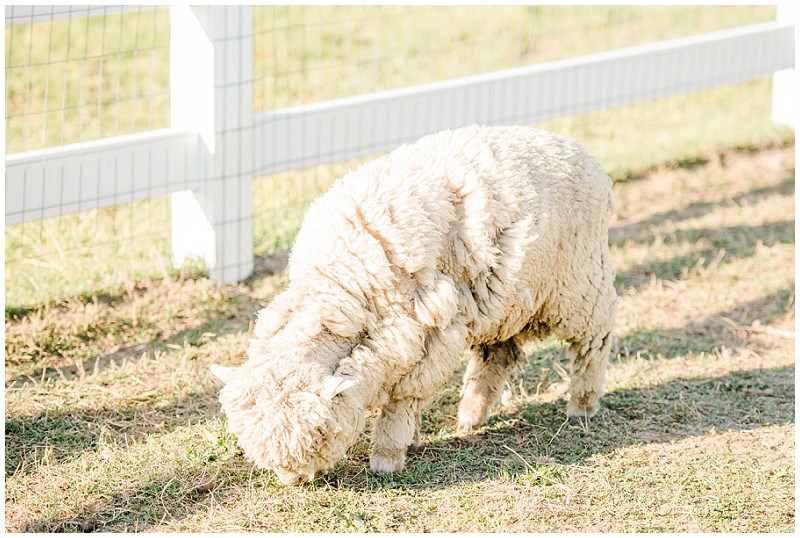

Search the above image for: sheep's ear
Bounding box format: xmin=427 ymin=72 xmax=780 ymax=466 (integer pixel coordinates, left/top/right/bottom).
xmin=210 ymin=364 xmax=238 ymax=383
xmin=322 ymin=376 xmax=357 ymax=399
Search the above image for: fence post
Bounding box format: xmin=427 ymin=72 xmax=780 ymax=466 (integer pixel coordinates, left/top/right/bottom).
xmin=772 ymin=4 xmax=796 ymax=129
xmin=169 ymin=5 xmax=254 ymax=282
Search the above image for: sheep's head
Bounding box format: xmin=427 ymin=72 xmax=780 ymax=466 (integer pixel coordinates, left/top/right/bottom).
xmin=210 ymin=359 xmax=362 ymax=485
xmin=210 ymin=281 xmax=373 ymax=485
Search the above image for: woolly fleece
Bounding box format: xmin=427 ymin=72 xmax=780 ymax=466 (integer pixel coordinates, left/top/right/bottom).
xmin=212 ymin=125 xmax=618 ymax=485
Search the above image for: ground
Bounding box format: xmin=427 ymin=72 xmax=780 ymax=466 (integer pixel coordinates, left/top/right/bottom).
xmin=4 ymin=141 xmax=795 ymax=532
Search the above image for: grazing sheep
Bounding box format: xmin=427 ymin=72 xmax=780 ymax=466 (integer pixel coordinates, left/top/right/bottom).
xmin=211 ymin=124 xmax=618 ymax=485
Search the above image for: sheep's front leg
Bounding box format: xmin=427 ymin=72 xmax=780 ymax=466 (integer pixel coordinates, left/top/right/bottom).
xmin=370 ymin=397 xmax=420 ymax=474
xmin=566 ymin=331 xmax=613 ymax=423
xmin=457 ymin=339 xmax=526 ymax=432
xmin=371 ymin=322 xmax=468 ymax=473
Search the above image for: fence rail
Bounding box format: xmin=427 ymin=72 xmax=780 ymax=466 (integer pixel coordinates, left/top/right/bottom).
xmin=5 ymin=127 xmax=199 ymax=224
xmin=5 ymin=5 xmax=796 ymax=284
xmin=252 ymin=20 xmax=795 ymax=177
xmin=4 ymin=4 xmax=156 ymax=25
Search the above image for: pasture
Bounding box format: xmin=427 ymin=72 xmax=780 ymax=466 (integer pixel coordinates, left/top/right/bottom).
xmin=4 ymin=4 xmax=794 ymax=532
xmin=4 ymin=5 xmax=781 ymax=307
xmin=5 ymin=139 xmax=794 ymax=532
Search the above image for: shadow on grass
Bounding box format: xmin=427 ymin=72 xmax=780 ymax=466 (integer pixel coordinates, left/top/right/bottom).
xmin=617 ymin=285 xmax=795 ymax=359
xmin=7 ymin=278 xmax=795 ymax=529
xmin=20 ymin=465 xmax=220 ymax=532
xmin=4 ymin=268 xmax=280 ymax=477
xmin=6 ymin=150 xmax=795 ymax=530
xmin=615 ymin=220 xmax=794 ymax=291
xmin=4 ymin=385 xmax=222 ymax=478
xmin=329 ymin=364 xmax=794 ymax=493
xmin=4 ymin=290 xmax=261 ymax=390
xmin=327 ymin=283 xmax=795 ymax=492
xmin=5 ymin=248 xmax=295 ymax=390
xmin=4 ymin=269 xmax=208 ymax=322
xmin=14 ymin=363 xmax=793 ymax=531
xmin=609 ymin=175 xmax=795 ymax=247
xmin=8 ymin=278 xmax=795 ymax=530
xmin=9 ymin=280 xmax=789 ymax=478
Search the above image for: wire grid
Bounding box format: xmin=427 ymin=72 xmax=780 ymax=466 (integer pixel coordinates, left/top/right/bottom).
xmin=250 ymin=5 xmax=775 ymax=111
xmin=4 ymin=4 xmax=782 ymax=308
xmin=249 ymin=4 xmax=779 ymax=254
xmin=5 ymin=6 xmax=172 ymax=308
xmin=5 ymin=5 xmax=170 ymax=152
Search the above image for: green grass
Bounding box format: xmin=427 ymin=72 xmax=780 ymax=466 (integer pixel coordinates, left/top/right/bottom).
xmin=4 ymin=5 xmax=785 ymax=308
xmin=4 ymin=7 xmax=171 ymax=154
xmin=5 ymin=141 xmax=795 ymax=532
xmin=3 ymin=10 xmax=795 ymax=528
xmin=5 ymin=76 xmax=791 ymax=309
xmin=250 ymin=5 xmax=775 ymax=110
xmin=6 ymin=5 xmax=775 ymax=152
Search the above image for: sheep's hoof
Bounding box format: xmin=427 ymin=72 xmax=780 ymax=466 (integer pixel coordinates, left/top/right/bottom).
xmin=456 ymin=417 xmax=482 ymax=435
xmin=566 ymin=401 xmax=598 ymax=429
xmin=567 ymin=414 xmax=589 ymax=427
xmin=273 ymin=468 xmax=304 ymax=486
xmin=370 ymin=449 xmax=406 ymax=474
xmin=567 ymin=396 xmax=598 ymax=421
xmin=456 ymin=403 xmax=489 ymax=434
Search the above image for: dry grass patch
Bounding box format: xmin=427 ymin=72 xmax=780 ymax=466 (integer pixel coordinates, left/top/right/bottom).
xmin=4 ymin=142 xmax=795 ymax=532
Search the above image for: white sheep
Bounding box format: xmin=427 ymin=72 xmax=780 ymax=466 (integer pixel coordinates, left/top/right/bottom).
xmin=211 ymin=124 xmax=618 ymax=485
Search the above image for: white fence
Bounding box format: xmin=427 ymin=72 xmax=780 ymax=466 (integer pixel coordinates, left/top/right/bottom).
xmin=5 ymin=5 xmax=796 ymax=284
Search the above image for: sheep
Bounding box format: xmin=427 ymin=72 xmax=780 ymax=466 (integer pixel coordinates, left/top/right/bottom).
xmin=211 ymin=124 xmax=618 ymax=485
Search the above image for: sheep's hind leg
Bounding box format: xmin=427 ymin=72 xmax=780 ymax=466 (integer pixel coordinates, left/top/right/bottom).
xmin=370 ymin=397 xmax=420 ymax=474
xmin=566 ymin=330 xmax=614 ymax=424
xmin=457 ymin=339 xmax=526 ymax=432
xmin=558 ymin=264 xmax=618 ymax=424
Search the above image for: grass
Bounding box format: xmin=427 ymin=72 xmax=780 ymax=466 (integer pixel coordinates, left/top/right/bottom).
xmin=5 ymin=76 xmax=792 ymax=308
xmin=4 ymin=5 xmax=784 ymax=307
xmin=3 ymin=6 xmax=795 ymax=530
xmin=5 ymin=5 xmax=774 ymax=153
xmin=250 ymin=5 xmax=775 ymax=110
xmin=4 ymin=7 xmax=171 ymax=154
xmin=4 ymin=140 xmax=794 ymax=532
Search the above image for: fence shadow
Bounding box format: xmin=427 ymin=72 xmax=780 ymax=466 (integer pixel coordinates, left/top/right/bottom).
xmin=616 ymin=285 xmax=795 ymax=360
xmin=4 ymin=383 xmax=221 ymax=478
xmin=609 ymin=175 xmax=795 ymax=247
xmin=4 ymin=284 xmax=264 ymax=390
xmin=5 ymin=249 xmax=295 ymax=393
xmin=615 ymin=220 xmax=794 ymax=291
xmin=20 ymin=466 xmax=218 ymax=533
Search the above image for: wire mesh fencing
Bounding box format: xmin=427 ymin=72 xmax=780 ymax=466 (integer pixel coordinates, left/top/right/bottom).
xmin=5 ymin=6 xmax=173 ymax=308
xmin=4 ymin=5 xmax=790 ymax=309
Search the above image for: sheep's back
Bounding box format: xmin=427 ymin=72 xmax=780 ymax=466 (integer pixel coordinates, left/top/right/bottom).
xmin=289 ymin=125 xmax=613 ymax=344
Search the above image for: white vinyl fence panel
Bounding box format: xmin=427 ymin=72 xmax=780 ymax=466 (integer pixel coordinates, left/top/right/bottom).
xmin=4 ymin=5 xmax=796 ymax=284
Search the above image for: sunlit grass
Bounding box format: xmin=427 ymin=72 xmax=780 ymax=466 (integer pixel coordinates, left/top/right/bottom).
xmin=4 ymin=141 xmax=794 ymax=532
xmin=5 ymin=7 xmax=171 ymax=154
xmin=250 ymin=5 xmax=775 ymax=110
xmin=4 ymin=5 xmax=786 ymax=308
